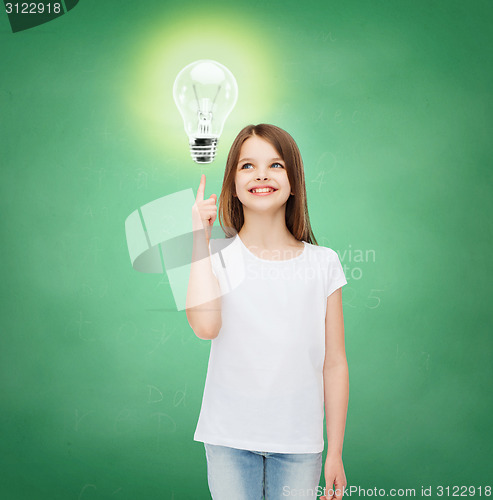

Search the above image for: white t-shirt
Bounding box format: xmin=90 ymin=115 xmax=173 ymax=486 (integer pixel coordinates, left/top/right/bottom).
xmin=193 ymin=233 xmax=347 ymax=453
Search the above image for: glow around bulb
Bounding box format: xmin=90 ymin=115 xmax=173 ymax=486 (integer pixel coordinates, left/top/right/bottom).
xmin=173 ymin=60 xmax=238 ymax=164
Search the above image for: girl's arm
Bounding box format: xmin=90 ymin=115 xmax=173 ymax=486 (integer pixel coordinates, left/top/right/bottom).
xmin=185 ymin=227 xmax=222 ymax=340
xmin=185 ymin=176 xmax=222 ymax=340
xmin=321 ymin=287 xmax=349 ymax=500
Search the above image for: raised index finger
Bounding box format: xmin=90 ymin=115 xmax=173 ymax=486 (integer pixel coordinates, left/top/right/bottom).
xmin=195 ymin=174 xmax=206 ymax=202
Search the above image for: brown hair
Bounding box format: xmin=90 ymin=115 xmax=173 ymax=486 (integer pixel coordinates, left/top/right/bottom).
xmin=217 ymin=124 xmax=318 ymax=245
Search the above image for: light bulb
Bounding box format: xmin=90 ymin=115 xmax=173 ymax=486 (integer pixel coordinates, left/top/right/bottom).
xmin=173 ymin=59 xmax=238 ymax=164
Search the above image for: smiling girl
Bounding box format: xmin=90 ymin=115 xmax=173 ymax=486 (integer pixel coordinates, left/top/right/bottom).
xmin=186 ymin=124 xmax=348 ymax=500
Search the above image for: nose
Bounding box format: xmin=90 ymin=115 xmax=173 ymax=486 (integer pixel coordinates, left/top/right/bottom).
xmin=256 ymin=173 xmax=268 ymax=180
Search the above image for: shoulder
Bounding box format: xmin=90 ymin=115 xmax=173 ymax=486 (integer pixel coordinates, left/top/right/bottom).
xmin=304 ymin=242 xmax=338 ymax=261
xmin=210 ymin=236 xmax=237 ymax=253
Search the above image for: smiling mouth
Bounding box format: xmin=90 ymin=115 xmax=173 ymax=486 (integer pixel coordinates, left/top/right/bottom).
xmin=249 ymin=188 xmax=278 ymax=194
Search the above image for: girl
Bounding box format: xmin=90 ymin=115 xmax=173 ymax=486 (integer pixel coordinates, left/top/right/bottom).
xmin=186 ymin=124 xmax=348 ymax=500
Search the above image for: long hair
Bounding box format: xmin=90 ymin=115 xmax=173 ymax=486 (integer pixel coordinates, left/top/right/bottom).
xmin=218 ymin=124 xmax=318 ymax=245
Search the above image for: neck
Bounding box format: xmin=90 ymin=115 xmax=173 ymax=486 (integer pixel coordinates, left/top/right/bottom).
xmin=238 ymin=207 xmax=294 ymax=249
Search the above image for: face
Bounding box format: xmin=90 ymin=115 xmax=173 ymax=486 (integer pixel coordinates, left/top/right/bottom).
xmin=234 ymin=135 xmax=292 ymax=214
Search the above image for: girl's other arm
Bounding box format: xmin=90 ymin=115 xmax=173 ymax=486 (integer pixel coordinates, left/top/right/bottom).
xmin=321 ymin=288 xmax=349 ymax=500
xmin=185 ymin=174 xmax=222 ymax=340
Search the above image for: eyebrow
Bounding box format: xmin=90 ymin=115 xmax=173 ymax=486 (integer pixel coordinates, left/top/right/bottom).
xmin=238 ymin=157 xmax=284 ymax=163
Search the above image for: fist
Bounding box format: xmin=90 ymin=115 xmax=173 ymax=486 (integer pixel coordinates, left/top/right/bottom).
xmin=192 ymin=174 xmax=217 ymax=242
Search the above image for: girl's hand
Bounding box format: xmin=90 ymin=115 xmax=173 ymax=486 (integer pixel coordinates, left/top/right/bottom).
xmin=192 ymin=174 xmax=217 ymax=243
xmin=319 ymin=454 xmax=346 ymax=500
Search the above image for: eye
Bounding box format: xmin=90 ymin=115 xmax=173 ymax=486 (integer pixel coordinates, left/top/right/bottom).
xmin=271 ymin=162 xmax=284 ymax=168
xmin=239 ymin=163 xmax=253 ymax=170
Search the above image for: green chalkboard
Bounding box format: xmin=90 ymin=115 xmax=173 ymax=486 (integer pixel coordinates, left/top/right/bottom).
xmin=1 ymin=0 xmax=492 ymax=498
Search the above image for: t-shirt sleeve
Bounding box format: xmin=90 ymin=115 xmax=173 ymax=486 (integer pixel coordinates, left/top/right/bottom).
xmin=326 ymin=248 xmax=347 ymax=298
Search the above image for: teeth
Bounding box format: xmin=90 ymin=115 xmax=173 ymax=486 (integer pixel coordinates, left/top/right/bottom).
xmin=251 ymin=188 xmax=275 ymax=193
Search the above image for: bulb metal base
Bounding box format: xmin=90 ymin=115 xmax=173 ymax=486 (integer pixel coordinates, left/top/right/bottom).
xmin=190 ymin=137 xmax=218 ymax=164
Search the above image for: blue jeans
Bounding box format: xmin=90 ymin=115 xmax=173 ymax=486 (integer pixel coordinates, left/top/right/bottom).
xmin=204 ymin=443 xmax=323 ymax=499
